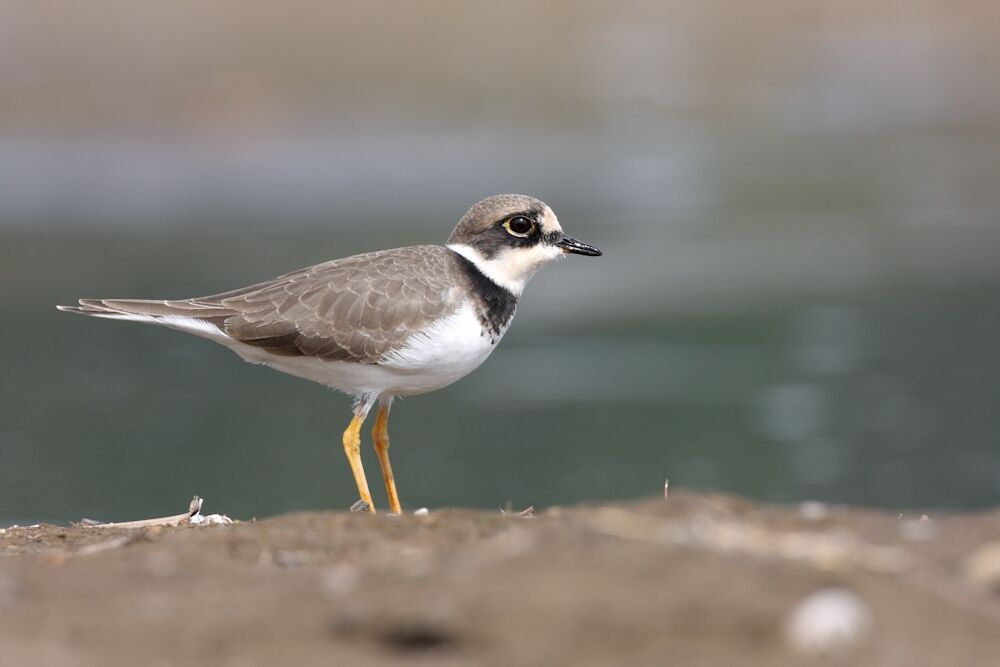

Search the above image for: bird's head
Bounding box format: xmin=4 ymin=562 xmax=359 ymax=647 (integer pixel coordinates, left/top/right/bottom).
xmin=446 ymin=194 xmax=601 ymax=296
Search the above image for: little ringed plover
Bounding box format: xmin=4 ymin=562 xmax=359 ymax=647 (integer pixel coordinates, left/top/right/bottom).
xmin=58 ymin=194 xmax=602 ymax=514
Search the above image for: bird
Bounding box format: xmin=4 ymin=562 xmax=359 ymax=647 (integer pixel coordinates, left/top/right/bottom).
xmin=58 ymin=194 xmax=602 ymax=514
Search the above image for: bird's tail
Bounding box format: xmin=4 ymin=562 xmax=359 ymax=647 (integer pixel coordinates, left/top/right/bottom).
xmin=57 ymin=298 xmax=234 ymax=320
xmin=56 ymin=299 xmax=236 ymax=342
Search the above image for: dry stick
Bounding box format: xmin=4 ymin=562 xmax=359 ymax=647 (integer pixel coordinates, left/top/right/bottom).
xmin=86 ymin=496 xmax=203 ymax=529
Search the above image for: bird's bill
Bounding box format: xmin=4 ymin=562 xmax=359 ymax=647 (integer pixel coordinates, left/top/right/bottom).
xmin=554 ymin=235 xmax=602 ymax=256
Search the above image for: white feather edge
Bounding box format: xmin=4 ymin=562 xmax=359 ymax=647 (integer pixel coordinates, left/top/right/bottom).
xmin=66 ymin=311 xmax=230 ymax=342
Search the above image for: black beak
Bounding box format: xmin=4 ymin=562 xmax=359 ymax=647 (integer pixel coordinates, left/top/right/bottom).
xmin=555 ymin=235 xmax=602 ymax=257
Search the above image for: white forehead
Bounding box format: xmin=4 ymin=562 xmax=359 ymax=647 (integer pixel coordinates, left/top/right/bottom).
xmin=538 ymin=206 xmax=562 ymax=235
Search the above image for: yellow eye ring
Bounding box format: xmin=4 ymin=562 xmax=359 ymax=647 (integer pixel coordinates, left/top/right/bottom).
xmin=503 ymin=216 xmax=535 ymax=237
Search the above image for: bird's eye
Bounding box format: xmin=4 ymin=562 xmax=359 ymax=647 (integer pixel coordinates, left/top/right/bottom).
xmin=503 ymin=216 xmax=535 ymax=237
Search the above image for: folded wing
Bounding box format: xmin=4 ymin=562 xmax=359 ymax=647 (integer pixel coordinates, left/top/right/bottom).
xmin=59 ymin=245 xmax=460 ymax=364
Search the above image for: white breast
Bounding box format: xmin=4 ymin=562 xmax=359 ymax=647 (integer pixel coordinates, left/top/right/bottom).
xmin=377 ymin=300 xmax=502 ymax=394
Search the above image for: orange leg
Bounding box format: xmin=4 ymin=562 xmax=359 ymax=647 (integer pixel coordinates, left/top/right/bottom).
xmin=372 ymin=401 xmax=402 ymax=514
xmin=342 ymin=410 xmax=375 ymax=513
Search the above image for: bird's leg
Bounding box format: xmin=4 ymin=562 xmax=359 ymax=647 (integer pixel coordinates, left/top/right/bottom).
xmin=372 ymin=398 xmax=402 ymax=514
xmin=343 ymin=399 xmax=376 ymax=513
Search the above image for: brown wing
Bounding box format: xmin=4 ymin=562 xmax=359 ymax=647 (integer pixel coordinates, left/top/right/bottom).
xmin=197 ymin=245 xmax=460 ymax=363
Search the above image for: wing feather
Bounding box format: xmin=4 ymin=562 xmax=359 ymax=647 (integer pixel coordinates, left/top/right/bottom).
xmin=204 ymin=245 xmax=460 ymax=363
xmin=59 ymin=245 xmax=463 ymax=364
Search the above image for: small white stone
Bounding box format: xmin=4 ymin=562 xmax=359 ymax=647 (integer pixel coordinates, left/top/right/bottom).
xmin=797 ymin=501 xmax=830 ymax=521
xmin=413 ymin=508 xmax=430 ymax=516
xmin=964 ymin=541 xmax=1000 ymax=592
xmin=189 ymin=513 xmax=232 ymax=525
xmin=785 ymin=588 xmax=872 ymax=656
xmin=899 ymin=517 xmax=937 ymax=542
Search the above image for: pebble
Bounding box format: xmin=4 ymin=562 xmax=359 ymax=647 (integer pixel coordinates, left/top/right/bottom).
xmin=784 ymin=587 xmax=873 ymax=656
xmin=963 ymin=541 xmax=1000 ymax=592
xmin=797 ymin=501 xmax=830 ymax=521
xmin=189 ymin=513 xmax=233 ymax=525
xmin=899 ymin=516 xmax=937 ymax=542
xmin=413 ymin=508 xmax=429 ymax=516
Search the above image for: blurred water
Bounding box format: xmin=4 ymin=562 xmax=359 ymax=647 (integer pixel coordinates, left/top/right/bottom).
xmin=2 ymin=229 xmax=998 ymax=522
xmin=2 ymin=1 xmax=1000 ymax=520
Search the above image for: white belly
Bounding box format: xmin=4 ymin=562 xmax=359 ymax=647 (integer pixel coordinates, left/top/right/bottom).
xmin=232 ymin=301 xmax=504 ymax=398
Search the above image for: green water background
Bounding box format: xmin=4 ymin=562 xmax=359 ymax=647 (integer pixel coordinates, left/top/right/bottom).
xmin=2 ymin=2 xmax=999 ymax=521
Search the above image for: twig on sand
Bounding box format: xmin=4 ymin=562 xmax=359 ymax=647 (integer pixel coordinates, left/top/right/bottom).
xmin=82 ymin=496 xmax=208 ymax=529
xmin=499 ymin=504 xmax=535 ymax=518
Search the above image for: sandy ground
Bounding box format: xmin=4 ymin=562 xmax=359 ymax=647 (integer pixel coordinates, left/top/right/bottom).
xmin=4 ymin=492 xmax=1000 ymax=666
